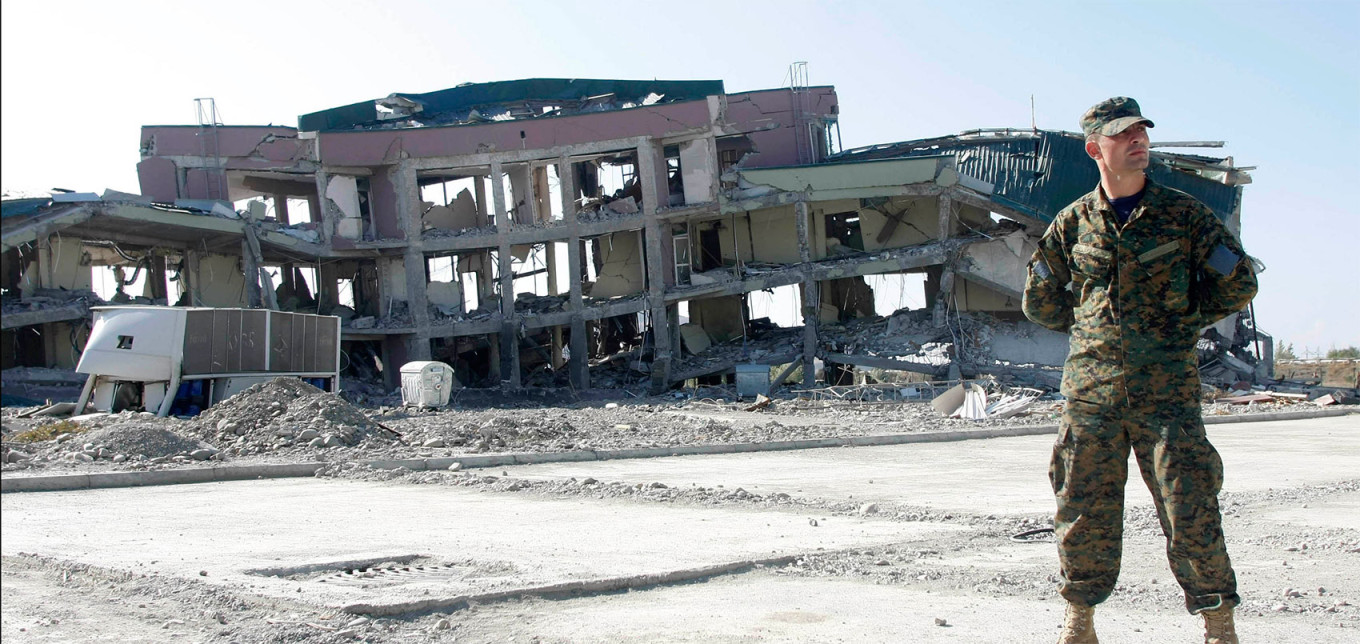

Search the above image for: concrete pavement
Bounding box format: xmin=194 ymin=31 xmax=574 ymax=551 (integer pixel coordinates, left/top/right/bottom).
xmin=2 ymin=415 xmax=1356 ymax=640
xmin=0 ymin=476 xmax=965 ymax=615
xmin=502 ymin=416 xmax=1360 ymax=515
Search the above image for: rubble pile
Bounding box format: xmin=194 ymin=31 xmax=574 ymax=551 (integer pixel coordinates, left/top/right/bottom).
xmin=2 ymin=413 xmax=214 ymax=469
xmin=1195 ymin=314 xmax=1272 ymax=386
xmin=192 ymin=377 xmax=394 ymax=455
xmin=670 ymin=327 xmax=803 ymax=380
xmin=514 ymin=293 xmax=568 ymax=314
xmin=74 ymin=423 xmax=215 ymax=463
xmin=0 ymin=287 xmax=102 ymax=317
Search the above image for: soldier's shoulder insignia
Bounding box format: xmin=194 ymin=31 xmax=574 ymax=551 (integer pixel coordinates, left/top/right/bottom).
xmin=1207 ymin=244 xmax=1241 ymax=275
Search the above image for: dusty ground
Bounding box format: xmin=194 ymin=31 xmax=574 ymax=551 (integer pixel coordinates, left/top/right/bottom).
xmin=2 ymin=476 xmax=1355 ymax=643
xmin=2 ymin=378 xmax=1355 ymax=642
xmin=0 ymin=378 xmax=1321 ymax=476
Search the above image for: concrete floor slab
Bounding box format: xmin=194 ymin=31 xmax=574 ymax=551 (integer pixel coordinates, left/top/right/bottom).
xmin=503 ymin=417 xmax=1360 ymax=516
xmin=0 ymin=477 xmax=964 ymax=612
xmin=453 ymin=573 xmax=1359 ymax=644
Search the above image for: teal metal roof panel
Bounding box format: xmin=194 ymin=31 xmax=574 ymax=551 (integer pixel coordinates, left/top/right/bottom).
xmin=833 ymin=131 xmax=1240 ymax=224
xmin=299 ymin=78 xmax=725 ymax=132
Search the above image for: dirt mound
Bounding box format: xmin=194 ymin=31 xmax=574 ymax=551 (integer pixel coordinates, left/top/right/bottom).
xmin=81 ymin=424 xmax=212 ymax=460
xmin=193 ymin=377 xmax=395 ymax=454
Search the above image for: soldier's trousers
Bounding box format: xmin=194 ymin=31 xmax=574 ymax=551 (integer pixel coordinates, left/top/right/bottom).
xmin=1050 ymin=398 xmax=1239 ymax=614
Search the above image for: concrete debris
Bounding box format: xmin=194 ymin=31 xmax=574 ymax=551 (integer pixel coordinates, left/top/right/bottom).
xmin=191 ymin=377 xmax=393 ymax=455
xmin=744 ymin=394 xmax=772 ymax=412
xmin=932 ymin=383 xmax=1039 ymax=420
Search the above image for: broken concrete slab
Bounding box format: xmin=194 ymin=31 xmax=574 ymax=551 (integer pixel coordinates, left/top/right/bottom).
xmin=679 ymin=323 xmax=712 ymax=355
xmin=0 ymin=477 xmax=962 ymax=613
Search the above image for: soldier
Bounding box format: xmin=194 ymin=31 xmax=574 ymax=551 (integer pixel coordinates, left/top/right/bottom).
xmin=1023 ymin=97 xmax=1258 ymax=644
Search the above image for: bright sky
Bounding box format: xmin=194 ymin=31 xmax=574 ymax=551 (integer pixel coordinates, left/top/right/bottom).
xmin=3 ymin=0 xmax=1357 ymax=353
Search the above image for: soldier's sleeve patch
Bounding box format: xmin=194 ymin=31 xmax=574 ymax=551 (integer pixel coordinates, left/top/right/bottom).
xmin=1207 ymin=244 xmax=1241 ymax=275
xmin=1033 ymin=258 xmax=1053 ymax=281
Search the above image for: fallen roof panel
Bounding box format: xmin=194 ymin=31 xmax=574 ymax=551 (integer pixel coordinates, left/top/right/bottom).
xmin=300 ymin=78 xmax=725 ymax=132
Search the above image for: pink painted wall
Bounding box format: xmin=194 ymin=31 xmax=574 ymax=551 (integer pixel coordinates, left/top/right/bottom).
xmin=316 ymin=101 xmax=714 ymax=166
xmin=136 ymin=157 xmax=178 ymax=202
xmin=367 ymin=170 xmax=405 ymax=240
xmin=185 ymin=168 xmax=229 ymax=200
xmin=722 ymin=87 xmax=838 ymax=168
xmin=140 ymin=126 xmax=303 ymax=160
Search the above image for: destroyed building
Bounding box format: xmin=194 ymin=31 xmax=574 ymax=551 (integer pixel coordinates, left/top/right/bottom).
xmin=1 ymin=76 xmax=1269 ymax=394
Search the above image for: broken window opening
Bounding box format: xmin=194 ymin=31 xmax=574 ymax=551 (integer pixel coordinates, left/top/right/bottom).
xmin=716 ymin=135 xmax=756 ymax=180
xmin=511 ymin=244 xmax=553 ymax=299
xmin=342 ymin=340 xmax=384 ymax=383
xmin=427 ymin=256 xmax=456 ymax=283
xmin=543 ymin=163 xmax=564 ymax=222
xmin=664 ymin=145 xmax=685 ymax=207
xmin=356 ymin=177 xmax=374 ymax=240
xmin=419 ymin=175 xmax=484 ymax=235
xmin=419 ymin=176 xmax=478 ymax=207
xmin=864 ymin=273 xmax=928 ymax=317
xmin=747 ymin=284 xmax=802 ymax=329
xmin=825 ymin=211 xmax=865 ymax=254
xmin=671 ymin=224 xmax=691 ymax=286
xmin=426 ymin=255 xmax=463 ymax=318
xmin=285 ymin=198 xmax=313 ymax=226
xmin=337 ymin=278 xmax=356 ymax=309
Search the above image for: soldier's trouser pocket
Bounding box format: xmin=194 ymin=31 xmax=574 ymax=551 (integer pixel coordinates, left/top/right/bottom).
xmin=1051 ymin=400 xmax=1127 ymax=606
xmin=1137 ymin=413 xmax=1237 ymax=614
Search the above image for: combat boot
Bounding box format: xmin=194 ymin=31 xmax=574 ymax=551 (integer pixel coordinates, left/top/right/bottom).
xmin=1202 ymin=606 xmax=1238 ymax=644
xmin=1056 ymin=602 xmax=1098 ymax=644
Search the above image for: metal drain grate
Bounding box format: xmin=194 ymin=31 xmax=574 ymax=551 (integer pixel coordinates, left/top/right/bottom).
xmin=245 ymin=556 xmax=521 ymax=587
xmin=318 ymin=562 xmax=475 ymax=587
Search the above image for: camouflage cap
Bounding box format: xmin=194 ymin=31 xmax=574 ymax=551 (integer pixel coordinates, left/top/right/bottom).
xmin=1080 ymin=97 xmax=1155 ymax=137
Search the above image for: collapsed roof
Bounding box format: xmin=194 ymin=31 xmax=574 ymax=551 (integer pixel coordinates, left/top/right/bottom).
xmin=299 ymin=78 xmax=727 ymax=132
xmin=832 ymin=129 xmax=1249 ymax=225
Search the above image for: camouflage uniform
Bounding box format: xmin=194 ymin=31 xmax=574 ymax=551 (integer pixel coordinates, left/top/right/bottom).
xmin=1022 ymin=176 xmax=1258 ymax=614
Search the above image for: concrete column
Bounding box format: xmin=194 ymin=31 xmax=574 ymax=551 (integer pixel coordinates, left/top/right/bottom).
xmin=274 ymin=195 xmax=290 ymax=224
xmin=306 ymin=194 xmax=322 ymax=225
xmin=795 ymin=200 xmax=812 ymax=263
xmin=796 ymin=198 xmax=818 ymax=387
xmin=476 ymin=249 xmax=500 ymax=382
xmin=393 ymin=161 xmax=431 ymax=362
xmin=474 ymin=175 xmax=489 ymax=225
xmin=560 ymin=155 xmax=589 ymax=389
xmin=183 ymin=250 xmax=203 ymax=306
xmin=491 ymin=159 xmax=520 ymax=388
xmin=933 ymin=267 xmax=955 ymax=327
xmin=802 ymin=281 xmax=820 ymax=387
xmin=937 ymin=193 xmax=954 ymax=241
xmin=546 ymin=236 xmax=564 ymax=370
xmin=317 ymin=261 xmax=340 ymax=310
xmin=638 ymin=140 xmax=672 ymax=392
xmin=313 ymin=169 xmax=335 ymax=243
xmin=241 ymin=237 xmax=262 ymax=308
xmin=934 ymin=192 xmax=956 ymax=327
xmin=146 ymin=254 xmax=169 ymax=302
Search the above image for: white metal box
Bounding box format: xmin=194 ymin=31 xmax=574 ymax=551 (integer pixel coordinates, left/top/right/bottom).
xmin=734 ymin=363 xmax=769 ymax=399
xmin=400 ymin=361 xmax=455 ymax=407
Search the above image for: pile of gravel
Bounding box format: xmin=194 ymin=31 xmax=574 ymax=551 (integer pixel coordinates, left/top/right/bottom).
xmin=192 ymin=377 xmax=396 ymax=455
xmin=3 ymin=413 xmax=216 ymax=468
xmin=79 ymin=424 xmax=215 ymax=462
